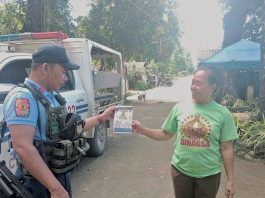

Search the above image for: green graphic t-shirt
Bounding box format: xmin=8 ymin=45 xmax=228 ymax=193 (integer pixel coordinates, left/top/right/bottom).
xmin=162 ymin=100 xmax=238 ymax=178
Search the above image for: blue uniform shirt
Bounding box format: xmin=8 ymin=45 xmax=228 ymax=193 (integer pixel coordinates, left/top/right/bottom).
xmin=3 ymin=79 xmax=72 ymax=193
xmin=3 ymin=78 xmax=60 ymax=141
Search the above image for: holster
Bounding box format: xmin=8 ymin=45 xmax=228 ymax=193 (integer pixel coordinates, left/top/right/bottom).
xmin=60 ymin=113 xmax=85 ymax=141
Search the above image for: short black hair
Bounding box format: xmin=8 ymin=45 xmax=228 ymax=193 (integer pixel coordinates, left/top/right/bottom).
xmin=31 ymin=62 xmax=41 ymax=70
xmin=196 ymin=66 xmax=221 ymax=86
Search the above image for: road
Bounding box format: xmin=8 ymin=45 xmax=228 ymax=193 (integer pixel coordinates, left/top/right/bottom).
xmin=72 ymin=77 xmax=265 ymax=198
xmin=126 ymin=76 xmax=192 ymax=102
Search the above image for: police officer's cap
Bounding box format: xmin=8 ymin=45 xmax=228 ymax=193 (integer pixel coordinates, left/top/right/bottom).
xmin=32 ymin=44 xmax=80 ymax=70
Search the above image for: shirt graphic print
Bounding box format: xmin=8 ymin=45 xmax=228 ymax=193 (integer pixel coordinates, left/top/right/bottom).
xmin=180 ymin=114 xmax=211 ymax=147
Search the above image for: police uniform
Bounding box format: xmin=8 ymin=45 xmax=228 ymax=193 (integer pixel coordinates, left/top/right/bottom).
xmin=4 ymin=78 xmax=72 ymax=197
xmin=3 ymin=44 xmax=83 ymax=198
xmin=4 ymin=78 xmax=59 ymax=141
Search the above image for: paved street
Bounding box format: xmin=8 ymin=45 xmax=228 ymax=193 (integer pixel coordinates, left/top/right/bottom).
xmin=126 ymin=76 xmax=192 ymax=102
xmin=72 ymin=102 xmax=175 ymax=198
xmin=72 ymin=103 xmax=265 ymax=198
xmin=72 ymin=77 xmax=265 ymax=198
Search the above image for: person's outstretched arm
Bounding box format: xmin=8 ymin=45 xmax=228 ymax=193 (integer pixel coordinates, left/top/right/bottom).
xmin=83 ymin=106 xmax=116 ymax=131
xmin=221 ymin=140 xmax=235 ymax=198
xmin=132 ymin=120 xmax=173 ymax=141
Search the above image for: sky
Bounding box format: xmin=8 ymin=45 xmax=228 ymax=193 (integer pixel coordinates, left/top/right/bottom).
xmin=176 ymin=0 xmax=224 ymax=63
xmin=70 ymin=0 xmax=224 ymax=64
xmin=70 ymin=0 xmax=91 ymax=18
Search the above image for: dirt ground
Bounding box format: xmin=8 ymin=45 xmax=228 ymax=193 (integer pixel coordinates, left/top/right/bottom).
xmin=72 ymin=102 xmax=265 ymax=198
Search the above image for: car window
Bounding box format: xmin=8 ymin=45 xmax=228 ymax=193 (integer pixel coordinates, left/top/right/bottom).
xmin=59 ymin=70 xmax=75 ymax=92
xmin=0 ymin=58 xmax=75 ymax=93
xmin=0 ymin=92 xmax=8 ymax=104
xmin=0 ymin=59 xmax=31 ymax=84
xmin=0 ymin=83 xmax=15 ymax=103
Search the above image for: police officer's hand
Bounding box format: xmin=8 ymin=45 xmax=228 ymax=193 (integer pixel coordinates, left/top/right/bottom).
xmin=83 ymin=106 xmax=116 ymax=131
xmin=102 ymin=106 xmax=116 ymax=120
xmin=50 ymin=186 xmax=69 ymax=198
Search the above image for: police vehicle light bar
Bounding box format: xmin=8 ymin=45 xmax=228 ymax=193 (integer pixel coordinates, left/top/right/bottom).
xmin=0 ymin=32 xmax=68 ymax=42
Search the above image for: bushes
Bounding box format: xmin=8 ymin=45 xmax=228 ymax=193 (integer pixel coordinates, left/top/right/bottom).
xmin=235 ymin=117 xmax=265 ymax=159
xmin=134 ymin=82 xmax=148 ymax=90
xmin=233 ymin=100 xmax=265 ymax=160
xmin=128 ymin=71 xmax=145 ymax=90
xmin=221 ymin=94 xmax=265 ymax=160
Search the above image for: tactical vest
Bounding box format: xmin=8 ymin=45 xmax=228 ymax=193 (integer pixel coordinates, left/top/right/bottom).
xmin=1 ymin=84 xmax=88 ymax=174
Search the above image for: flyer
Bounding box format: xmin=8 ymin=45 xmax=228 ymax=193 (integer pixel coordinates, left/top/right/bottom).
xmin=113 ymin=106 xmax=133 ymax=133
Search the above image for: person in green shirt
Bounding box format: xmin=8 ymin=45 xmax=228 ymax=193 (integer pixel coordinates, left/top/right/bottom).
xmin=132 ymin=67 xmax=238 ymax=198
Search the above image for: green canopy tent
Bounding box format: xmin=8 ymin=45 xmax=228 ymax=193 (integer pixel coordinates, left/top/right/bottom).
xmin=199 ymin=39 xmax=261 ymax=69
xmin=199 ymin=39 xmax=261 ymax=100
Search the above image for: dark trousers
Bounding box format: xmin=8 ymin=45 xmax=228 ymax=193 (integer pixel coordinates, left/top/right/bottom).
xmin=22 ymin=172 xmax=72 ymax=198
xmin=171 ymin=166 xmax=221 ymax=198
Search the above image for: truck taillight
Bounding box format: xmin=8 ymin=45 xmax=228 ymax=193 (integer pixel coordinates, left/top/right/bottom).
xmin=31 ymin=32 xmax=68 ymax=39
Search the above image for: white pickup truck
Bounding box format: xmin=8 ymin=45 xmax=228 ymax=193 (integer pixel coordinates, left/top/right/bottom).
xmin=0 ymin=32 xmax=125 ymax=173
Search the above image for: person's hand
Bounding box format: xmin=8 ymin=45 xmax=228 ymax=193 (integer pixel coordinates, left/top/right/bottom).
xmin=225 ymin=180 xmax=235 ymax=198
xmin=132 ymin=120 xmax=144 ymax=134
xmin=102 ymin=106 xmax=116 ymax=120
xmin=50 ymin=185 xmax=69 ymax=198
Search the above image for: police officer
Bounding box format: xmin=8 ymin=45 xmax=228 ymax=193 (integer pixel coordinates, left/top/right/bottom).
xmin=3 ymin=44 xmax=115 ymax=198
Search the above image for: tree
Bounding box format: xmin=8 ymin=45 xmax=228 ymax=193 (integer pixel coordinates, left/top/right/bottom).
xmin=221 ymin=0 xmax=262 ymax=47
xmin=221 ymin=0 xmax=252 ymax=47
xmin=76 ymin=0 xmax=180 ymax=62
xmin=23 ymin=0 xmax=44 ymax=32
xmin=0 ymin=0 xmax=75 ymax=35
xmin=163 ymin=44 xmax=194 ymax=75
xmin=43 ymin=0 xmax=75 ymax=36
xmin=0 ymin=2 xmax=25 ymax=34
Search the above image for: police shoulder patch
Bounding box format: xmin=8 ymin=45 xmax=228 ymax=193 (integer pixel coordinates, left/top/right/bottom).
xmin=14 ymin=98 xmax=30 ymax=117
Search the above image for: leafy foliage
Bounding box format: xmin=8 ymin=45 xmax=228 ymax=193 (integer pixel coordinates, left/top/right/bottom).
xmin=43 ymin=0 xmax=75 ymax=36
xmin=76 ymin=0 xmax=181 ymax=62
xmin=220 ymin=0 xmax=264 ymax=47
xmin=236 ymin=115 xmax=265 ymax=157
xmin=134 ymin=82 xmax=148 ymax=90
xmin=127 ymin=70 xmax=148 ymax=90
xmin=242 ymin=2 xmax=264 ymax=43
xmin=227 ymin=97 xmax=265 ymax=158
xmin=0 ymin=0 xmax=193 ymax=75
xmin=168 ymin=46 xmax=194 ymax=74
xmin=0 ymin=0 xmax=75 ymax=35
xmin=146 ymin=45 xmax=194 ymax=75
xmin=0 ymin=2 xmax=25 ymax=33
